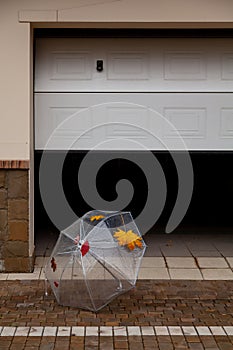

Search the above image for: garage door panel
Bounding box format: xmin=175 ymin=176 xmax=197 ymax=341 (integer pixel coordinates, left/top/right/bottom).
xmin=164 ymin=51 xmax=207 ymax=81
xmin=104 ymin=105 xmax=149 ymax=139
xmin=163 ymin=108 xmax=206 ymax=138
xmin=50 ymin=51 xmax=92 ymax=81
xmin=35 ymin=93 xmax=233 ymax=150
xmin=220 ymin=108 xmax=233 ymax=137
xmin=35 ymin=38 xmax=233 ymax=92
xmin=35 ymin=96 xmax=94 ymax=149
xmin=107 ymin=51 xmax=149 ymax=80
xmin=221 ymin=53 xmax=233 ymax=80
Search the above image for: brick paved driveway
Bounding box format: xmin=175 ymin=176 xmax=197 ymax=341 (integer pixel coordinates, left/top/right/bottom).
xmin=0 ymin=280 xmax=233 ymax=349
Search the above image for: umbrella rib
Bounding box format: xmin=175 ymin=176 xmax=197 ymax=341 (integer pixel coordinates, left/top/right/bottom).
xmin=88 ymin=250 xmax=122 ymax=289
xmin=56 ymin=250 xmax=75 ymax=255
xmin=80 ymin=254 xmax=97 ymax=311
xmin=88 ymin=249 xmax=133 ymax=286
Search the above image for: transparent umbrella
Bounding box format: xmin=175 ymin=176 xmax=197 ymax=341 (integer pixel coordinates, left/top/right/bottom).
xmin=44 ymin=210 xmax=146 ymax=311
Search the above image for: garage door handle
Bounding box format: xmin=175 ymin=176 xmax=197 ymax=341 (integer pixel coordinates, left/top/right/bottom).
xmin=96 ymin=60 xmax=103 ymax=72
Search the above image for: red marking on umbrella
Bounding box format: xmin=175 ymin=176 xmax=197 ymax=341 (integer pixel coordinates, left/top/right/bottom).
xmin=81 ymin=241 xmax=89 ymax=256
xmin=54 ymin=281 xmax=59 ymax=288
xmin=51 ymin=257 xmax=57 ymax=272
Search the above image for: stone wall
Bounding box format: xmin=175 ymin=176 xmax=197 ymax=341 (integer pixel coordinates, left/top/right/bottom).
xmin=0 ymin=169 xmax=33 ymax=272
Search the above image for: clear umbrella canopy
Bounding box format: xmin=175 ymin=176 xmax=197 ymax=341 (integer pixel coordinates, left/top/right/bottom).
xmin=44 ymin=210 xmax=146 ymax=311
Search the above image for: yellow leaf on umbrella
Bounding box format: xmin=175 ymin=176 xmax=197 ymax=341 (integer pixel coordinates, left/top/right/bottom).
xmin=113 ymin=229 xmax=143 ymax=251
xmin=90 ymin=215 xmax=105 ymax=222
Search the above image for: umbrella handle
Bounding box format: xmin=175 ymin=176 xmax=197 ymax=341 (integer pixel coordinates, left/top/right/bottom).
xmin=44 ymin=276 xmax=49 ymax=296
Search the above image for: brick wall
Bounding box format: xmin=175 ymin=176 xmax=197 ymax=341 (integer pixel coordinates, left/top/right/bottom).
xmin=0 ymin=166 xmax=34 ymax=272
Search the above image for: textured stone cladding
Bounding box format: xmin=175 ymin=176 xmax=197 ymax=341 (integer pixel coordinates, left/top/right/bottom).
xmin=0 ymin=169 xmax=33 ymax=272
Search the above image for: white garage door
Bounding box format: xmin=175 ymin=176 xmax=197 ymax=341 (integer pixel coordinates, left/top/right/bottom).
xmin=35 ymin=37 xmax=233 ymax=150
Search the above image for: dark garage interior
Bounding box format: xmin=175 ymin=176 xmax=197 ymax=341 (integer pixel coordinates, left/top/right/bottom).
xmin=34 ymin=150 xmax=233 ymax=255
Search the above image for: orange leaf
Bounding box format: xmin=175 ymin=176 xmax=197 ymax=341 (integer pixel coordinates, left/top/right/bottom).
xmin=114 ymin=229 xmax=143 ymax=251
xmin=90 ymin=215 xmax=105 ymax=222
xmin=135 ymin=239 xmax=143 ymax=249
xmin=127 ymin=241 xmax=135 ymax=250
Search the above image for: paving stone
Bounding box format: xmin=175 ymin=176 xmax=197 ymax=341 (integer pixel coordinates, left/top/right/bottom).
xmin=127 ymin=327 xmax=141 ymax=336
xmin=138 ymin=268 xmax=170 ymax=279
xmin=226 ymin=257 xmax=233 ymax=268
xmin=192 ymin=250 xmax=222 ymax=257
xmin=141 ymin=257 xmax=165 ymax=268
xmin=57 ymin=327 xmax=70 ymax=337
xmin=217 ymin=342 xmax=233 ymax=350
xmin=99 ymin=339 xmax=114 ymax=350
xmin=182 ymin=326 xmax=197 ymax=336
xmin=166 ymin=257 xmax=196 ymax=268
xmin=99 ymin=326 xmax=113 ymax=336
xmin=210 ymin=326 xmax=226 ymax=335
xmin=154 ymin=327 xmax=169 ymax=335
xmin=197 ymin=258 xmax=228 ymax=269
xmin=114 ymin=340 xmax=129 ymax=348
xmin=223 ymin=327 xmax=233 ymax=336
xmin=71 ymin=327 xmax=84 ymax=336
xmin=158 ymin=342 xmax=173 ymax=350
xmin=201 ymin=269 xmax=233 ymax=280
xmin=168 ymin=326 xmax=183 ymax=335
xmin=114 ymin=327 xmax=127 ymax=336
xmin=7 ymin=269 xmax=40 ymax=280
xmin=85 ymin=326 xmax=98 ymax=336
xmin=39 ymin=344 xmax=54 ymax=350
xmin=1 ymin=326 xmax=16 ymax=336
xmin=189 ymin=344 xmax=204 ymax=349
xmin=43 ymin=327 xmax=57 ymax=337
xmin=29 ymin=327 xmax=43 ymax=336
xmin=15 ymin=327 xmax=30 ymax=336
xmin=196 ymin=327 xmax=211 ymax=336
xmin=169 ymin=268 xmax=203 ymax=280
xmin=141 ymin=326 xmax=154 ymax=335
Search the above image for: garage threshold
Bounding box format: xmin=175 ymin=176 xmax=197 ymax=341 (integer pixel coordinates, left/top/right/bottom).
xmin=1 ymin=229 xmax=232 ymax=281
xmin=0 ymin=254 xmax=233 ymax=280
